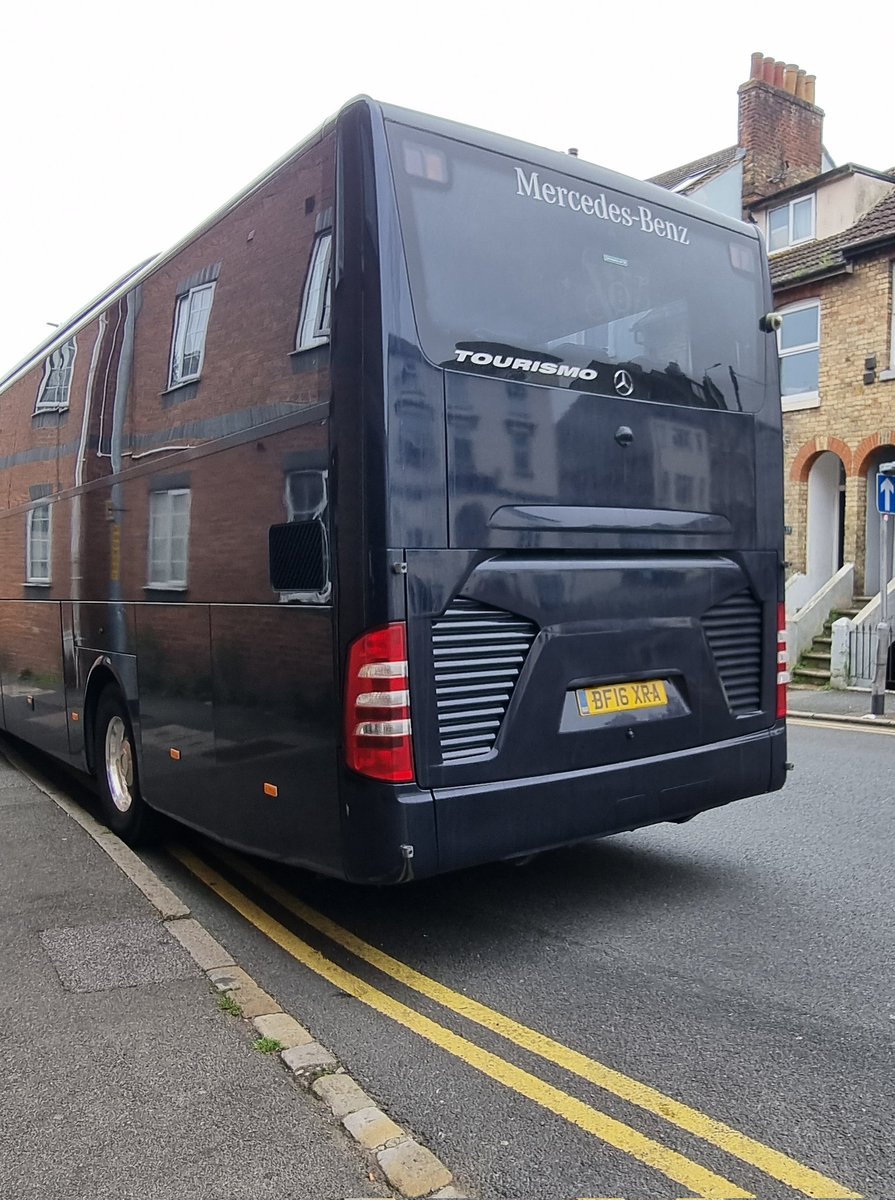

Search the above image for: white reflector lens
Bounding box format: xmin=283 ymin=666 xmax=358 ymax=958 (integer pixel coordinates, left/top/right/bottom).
xmin=358 ymin=660 xmax=408 ymax=678
xmin=355 ymin=690 xmax=410 ymax=708
xmin=354 ymin=719 xmax=412 ymax=738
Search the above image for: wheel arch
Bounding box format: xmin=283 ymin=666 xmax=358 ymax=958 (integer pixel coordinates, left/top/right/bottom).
xmin=82 ymin=657 xmax=139 ymax=778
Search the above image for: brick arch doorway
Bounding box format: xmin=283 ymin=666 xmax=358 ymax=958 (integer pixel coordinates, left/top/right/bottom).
xmin=863 ymin=445 xmax=895 ymax=595
xmin=806 ymin=451 xmax=846 ymax=591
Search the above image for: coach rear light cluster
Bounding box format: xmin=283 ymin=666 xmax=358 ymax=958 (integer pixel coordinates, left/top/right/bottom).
xmin=776 ymin=603 xmax=789 ymax=719
xmin=344 ymin=623 xmax=415 ymax=783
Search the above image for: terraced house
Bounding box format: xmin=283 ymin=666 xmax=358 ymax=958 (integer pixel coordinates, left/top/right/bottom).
xmin=651 ymin=52 xmax=895 ymax=686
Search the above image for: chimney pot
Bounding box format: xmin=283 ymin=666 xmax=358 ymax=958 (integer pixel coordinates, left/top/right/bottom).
xmin=738 ymin=55 xmax=823 ymax=207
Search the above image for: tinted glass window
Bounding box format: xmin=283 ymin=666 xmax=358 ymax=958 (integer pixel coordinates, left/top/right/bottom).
xmin=387 ymin=126 xmax=767 ymax=411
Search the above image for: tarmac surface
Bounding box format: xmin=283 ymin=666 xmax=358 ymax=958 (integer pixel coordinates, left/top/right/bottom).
xmin=3 ymin=696 xmax=887 ymax=1200
xmin=0 ymin=750 xmax=392 ymax=1200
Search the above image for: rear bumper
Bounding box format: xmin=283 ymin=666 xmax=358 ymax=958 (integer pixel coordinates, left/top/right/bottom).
xmin=428 ymin=723 xmax=786 ymax=877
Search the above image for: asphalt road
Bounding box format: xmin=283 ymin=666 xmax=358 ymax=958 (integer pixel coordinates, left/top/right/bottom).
xmin=117 ymin=721 xmax=895 ymax=1197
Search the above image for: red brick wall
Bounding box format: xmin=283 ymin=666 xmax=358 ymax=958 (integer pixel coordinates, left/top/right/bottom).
xmin=738 ymin=80 xmax=823 ymax=206
xmin=0 ymin=131 xmax=336 ymax=609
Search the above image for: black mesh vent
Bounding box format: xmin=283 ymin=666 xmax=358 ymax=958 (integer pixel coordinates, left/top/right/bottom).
xmin=432 ymin=598 xmax=538 ymax=762
xmin=701 ymin=591 xmax=763 ymax=713
xmin=268 ymin=520 xmax=327 ymax=592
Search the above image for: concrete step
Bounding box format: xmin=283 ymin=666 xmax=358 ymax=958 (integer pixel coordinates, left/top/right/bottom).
xmin=802 ymin=651 xmax=832 ymax=666
xmin=791 ymin=667 xmax=831 ymax=683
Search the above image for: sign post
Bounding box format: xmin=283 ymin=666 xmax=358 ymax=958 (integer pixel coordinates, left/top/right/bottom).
xmin=870 ymin=466 xmax=895 ymax=716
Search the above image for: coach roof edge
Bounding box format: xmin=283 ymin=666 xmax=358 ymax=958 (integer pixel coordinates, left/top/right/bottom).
xmin=0 ymin=113 xmax=333 ymax=396
xmin=2 ymin=95 xmax=760 ymax=396
xmin=375 ymin=98 xmax=762 ymax=238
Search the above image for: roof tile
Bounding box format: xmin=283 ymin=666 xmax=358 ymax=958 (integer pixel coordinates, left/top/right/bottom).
xmin=770 ymin=188 xmax=895 ymax=287
xmin=648 ymin=146 xmax=740 ymax=192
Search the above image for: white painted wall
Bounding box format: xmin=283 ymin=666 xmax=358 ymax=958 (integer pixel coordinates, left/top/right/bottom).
xmin=816 ymin=174 xmax=895 ymax=239
xmin=806 ymin=451 xmax=842 ymax=592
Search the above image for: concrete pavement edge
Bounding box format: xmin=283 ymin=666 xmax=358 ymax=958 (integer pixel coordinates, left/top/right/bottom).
xmin=787 ymin=708 xmax=895 ymax=727
xmin=0 ymin=741 xmax=470 ymax=1200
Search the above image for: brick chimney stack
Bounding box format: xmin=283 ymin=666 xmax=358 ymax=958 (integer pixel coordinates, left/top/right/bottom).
xmin=738 ymin=52 xmax=824 ymax=207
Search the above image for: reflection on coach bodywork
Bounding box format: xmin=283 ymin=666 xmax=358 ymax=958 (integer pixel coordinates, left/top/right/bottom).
xmin=0 ymin=129 xmax=339 ymax=864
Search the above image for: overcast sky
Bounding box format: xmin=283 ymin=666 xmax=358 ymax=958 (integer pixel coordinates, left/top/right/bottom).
xmin=1 ymin=0 xmax=891 ymax=376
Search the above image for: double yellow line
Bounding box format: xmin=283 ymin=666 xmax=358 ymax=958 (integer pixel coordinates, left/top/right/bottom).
xmin=171 ymin=844 xmax=859 ymax=1200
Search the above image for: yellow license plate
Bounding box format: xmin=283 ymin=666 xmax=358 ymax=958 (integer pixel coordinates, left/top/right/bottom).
xmin=576 ymin=679 xmax=668 ymax=717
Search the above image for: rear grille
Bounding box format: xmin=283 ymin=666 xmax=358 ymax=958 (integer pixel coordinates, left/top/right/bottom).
xmin=432 ymin=598 xmax=538 ymax=762
xmin=701 ymin=592 xmax=763 ymax=714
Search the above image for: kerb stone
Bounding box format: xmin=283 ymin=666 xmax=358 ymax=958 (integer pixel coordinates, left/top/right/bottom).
xmin=281 ymin=1042 xmax=337 ymax=1073
xmin=312 ymin=1072 xmax=372 ymax=1118
xmin=342 ymin=1105 xmax=403 ymax=1150
xmin=252 ymin=1012 xmax=313 ymax=1048
xmin=376 ymin=1138 xmax=452 ymax=1198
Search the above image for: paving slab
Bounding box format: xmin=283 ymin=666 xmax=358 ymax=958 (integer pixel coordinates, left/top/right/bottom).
xmin=0 ymin=746 xmax=392 ymax=1200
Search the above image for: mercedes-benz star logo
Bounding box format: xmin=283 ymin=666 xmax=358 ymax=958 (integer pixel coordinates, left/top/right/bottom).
xmin=613 ymin=369 xmax=634 ymax=397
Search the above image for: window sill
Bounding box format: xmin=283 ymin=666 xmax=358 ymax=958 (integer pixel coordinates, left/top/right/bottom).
xmin=32 ymin=405 xmax=69 ymax=416
xmin=144 ymin=584 xmax=188 ymax=593
xmin=24 ymin=580 xmax=51 ymax=588
xmin=291 ymin=340 xmax=329 ymax=356
xmin=161 ymin=378 xmax=201 ymax=396
xmin=782 ymin=393 xmax=820 ymax=412
xmin=880 ymin=369 xmax=895 ymax=382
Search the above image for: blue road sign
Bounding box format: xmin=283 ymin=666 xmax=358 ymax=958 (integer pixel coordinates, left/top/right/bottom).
xmin=877 ymin=473 xmax=895 ymax=514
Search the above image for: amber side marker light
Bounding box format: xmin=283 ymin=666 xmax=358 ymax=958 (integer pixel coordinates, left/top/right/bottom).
xmin=263 ymin=783 xmax=278 ymax=798
xmin=169 ymin=748 xmax=182 ymax=761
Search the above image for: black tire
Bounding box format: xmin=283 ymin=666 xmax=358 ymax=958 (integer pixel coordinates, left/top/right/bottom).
xmin=94 ymin=687 xmax=157 ymax=844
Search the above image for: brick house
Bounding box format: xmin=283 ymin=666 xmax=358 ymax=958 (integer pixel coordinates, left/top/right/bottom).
xmin=650 ymin=52 xmax=895 ymax=683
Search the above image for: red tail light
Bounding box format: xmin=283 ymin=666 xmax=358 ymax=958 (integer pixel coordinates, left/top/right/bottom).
xmin=344 ymin=623 xmax=415 ymax=783
xmin=776 ymin=602 xmax=789 ymax=720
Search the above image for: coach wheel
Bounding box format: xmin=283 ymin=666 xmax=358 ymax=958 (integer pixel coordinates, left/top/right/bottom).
xmin=94 ymin=686 xmax=157 ymax=844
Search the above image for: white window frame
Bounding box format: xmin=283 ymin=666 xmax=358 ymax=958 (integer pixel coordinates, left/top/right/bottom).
xmin=295 ymin=232 xmax=332 ymax=351
xmin=767 ymin=194 xmax=816 ymax=253
xmin=777 ymin=299 xmax=821 ymax=411
xmin=35 ymin=338 xmax=77 ymax=412
xmin=147 ymin=488 xmax=191 ymax=589
xmin=26 ymin=503 xmax=52 ymax=584
xmin=168 ymin=283 xmax=215 ymax=387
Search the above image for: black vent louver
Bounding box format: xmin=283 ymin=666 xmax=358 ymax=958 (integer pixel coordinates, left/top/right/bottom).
xmin=432 ymin=598 xmax=538 ymax=761
xmin=701 ymin=591 xmax=763 ymax=714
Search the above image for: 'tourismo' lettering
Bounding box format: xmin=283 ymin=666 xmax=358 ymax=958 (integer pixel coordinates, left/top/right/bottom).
xmin=514 ymin=168 xmax=689 ymax=245
xmin=454 ymin=349 xmax=597 ymax=380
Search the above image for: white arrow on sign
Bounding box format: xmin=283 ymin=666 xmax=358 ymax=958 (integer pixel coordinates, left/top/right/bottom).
xmin=881 ymin=476 xmax=895 ymax=512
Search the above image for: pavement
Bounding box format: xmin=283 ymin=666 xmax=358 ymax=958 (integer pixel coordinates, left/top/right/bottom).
xmin=0 ymin=744 xmax=445 ymax=1200
xmin=787 ymin=682 xmax=895 ymax=724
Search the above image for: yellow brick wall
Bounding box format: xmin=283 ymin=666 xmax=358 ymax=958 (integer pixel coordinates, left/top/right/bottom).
xmin=782 ymin=254 xmax=895 ymax=593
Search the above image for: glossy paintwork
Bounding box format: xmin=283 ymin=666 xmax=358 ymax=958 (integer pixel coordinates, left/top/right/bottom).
xmin=0 ymin=98 xmax=785 ymax=882
xmin=443 ymin=374 xmax=757 ymax=552
xmin=405 ymin=550 xmax=779 ymax=792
